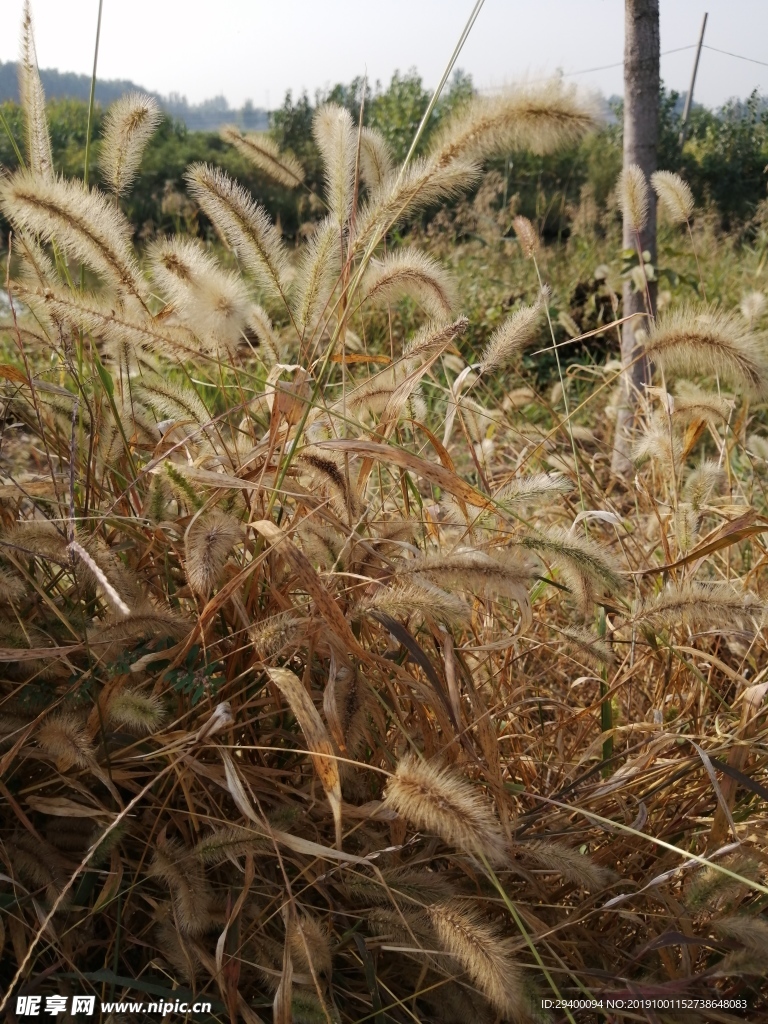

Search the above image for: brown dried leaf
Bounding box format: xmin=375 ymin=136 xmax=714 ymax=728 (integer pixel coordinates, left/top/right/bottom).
xmin=267 ymin=667 xmax=343 ymax=849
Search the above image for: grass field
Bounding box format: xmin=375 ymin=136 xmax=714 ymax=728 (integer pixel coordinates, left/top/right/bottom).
xmin=1 ymin=6 xmax=768 ymax=1024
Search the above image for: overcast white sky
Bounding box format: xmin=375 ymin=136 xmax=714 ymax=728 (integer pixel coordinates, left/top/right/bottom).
xmin=2 ymin=0 xmax=766 ymax=110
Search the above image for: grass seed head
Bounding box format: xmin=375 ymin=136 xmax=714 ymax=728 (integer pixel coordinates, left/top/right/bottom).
xmin=107 ymin=687 xmax=166 ymax=735
xmin=358 ymin=126 xmax=395 ymax=190
xmin=644 ymin=304 xmax=768 ymax=397
xmin=220 ymin=125 xmax=305 ymax=188
xmin=313 ymin=103 xmax=356 ymax=228
xmin=185 ymin=510 xmax=240 ymax=596
xmin=36 ymin=712 xmax=94 ymax=770
xmin=618 ymin=163 xmax=649 ymax=232
xmin=360 ymin=248 xmax=456 ymax=320
xmin=185 ymin=162 xmax=288 ymax=298
xmin=100 ymin=93 xmax=162 ymax=196
xmin=427 ymin=901 xmax=527 ymax=1017
xmin=480 ymin=300 xmax=542 ymax=373
xmin=513 ymin=214 xmax=539 ymax=259
xmin=19 ymin=0 xmax=53 ymax=180
xmin=651 ymin=170 xmax=694 ymax=224
xmin=384 ymin=754 xmax=508 ymax=865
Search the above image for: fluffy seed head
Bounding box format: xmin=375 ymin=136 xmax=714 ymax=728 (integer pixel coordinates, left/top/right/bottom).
xmin=185 ymin=163 xmax=288 ymax=298
xmin=36 ymin=712 xmax=94 ymax=770
xmin=740 ymin=290 xmax=766 ymax=327
xmin=644 ymin=304 xmax=768 ymax=397
xmin=480 ymin=301 xmax=542 ymax=373
xmin=513 ymin=215 xmax=539 ymax=259
xmin=360 ymin=248 xmax=455 ymax=319
xmin=427 ymin=902 xmax=526 ymax=1016
xmin=0 ymin=567 xmax=27 ymax=603
xmin=353 ymin=156 xmax=480 ymax=253
xmin=651 ymin=170 xmax=694 ymax=224
xmin=673 ymin=380 xmax=733 ymax=424
xmin=0 ymin=172 xmax=145 ymax=301
xmin=383 ymin=754 xmax=508 ymax=865
xmin=313 ymin=103 xmax=356 ymax=228
xmin=185 ymin=511 xmax=240 ymax=596
xmin=356 ymin=580 xmax=471 ymax=628
xmin=682 ymin=460 xmax=724 ymax=508
xmin=107 ymin=687 xmax=166 ymax=734
xmin=637 ymin=581 xmax=764 ymax=634
xmin=430 ymin=81 xmax=599 ymax=167
xmin=399 ymin=548 xmax=534 ymax=613
xmin=100 ymin=93 xmax=162 ymax=196
xmin=358 ymin=126 xmax=395 ymax=190
xmin=520 ymin=527 xmax=624 ymax=608
xmin=494 ymin=472 xmax=572 ymax=510
xmin=632 ymin=411 xmax=682 ymax=470
xmin=150 ymin=840 xmax=215 ymax=936
xmin=560 ymin=626 xmax=614 ymax=669
xmin=291 ymin=215 xmax=341 ymax=333
xmin=220 ymin=125 xmax=305 ymax=188
xmin=19 ymin=0 xmax=53 ymax=179
xmin=526 ymin=839 xmax=616 ymax=891
xmin=618 ymin=163 xmax=649 ymax=232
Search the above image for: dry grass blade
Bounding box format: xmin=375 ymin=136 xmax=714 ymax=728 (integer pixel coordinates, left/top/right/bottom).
xmin=266 ymin=667 xmax=343 ymax=849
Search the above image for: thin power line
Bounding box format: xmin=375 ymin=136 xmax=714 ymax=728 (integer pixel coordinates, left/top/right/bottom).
xmin=703 ymin=44 xmax=768 ymax=69
xmin=477 ymin=45 xmax=696 ymax=92
xmin=478 ymin=42 xmax=768 ymax=94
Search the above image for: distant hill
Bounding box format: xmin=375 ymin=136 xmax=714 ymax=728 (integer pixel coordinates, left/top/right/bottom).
xmin=0 ymin=60 xmax=269 ymax=132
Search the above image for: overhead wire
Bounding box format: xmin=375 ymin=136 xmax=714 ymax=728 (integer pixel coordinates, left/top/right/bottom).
xmin=477 ymin=41 xmax=767 ymax=94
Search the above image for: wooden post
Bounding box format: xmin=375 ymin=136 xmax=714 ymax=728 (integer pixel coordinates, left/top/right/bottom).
xmin=611 ymin=0 xmax=660 ymax=476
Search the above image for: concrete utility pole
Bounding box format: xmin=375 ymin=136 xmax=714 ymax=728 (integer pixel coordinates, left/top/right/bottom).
xmin=679 ymin=13 xmax=708 ymax=146
xmin=612 ymin=0 xmax=660 ymax=476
